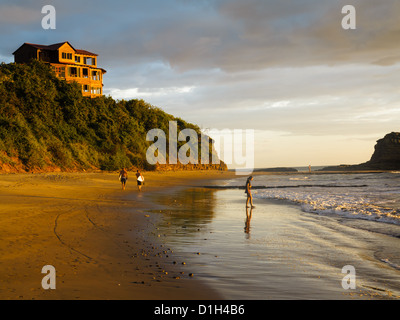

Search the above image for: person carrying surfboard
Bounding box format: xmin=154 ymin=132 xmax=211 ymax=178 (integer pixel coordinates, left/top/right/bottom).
xmin=136 ymin=170 xmax=144 ymax=191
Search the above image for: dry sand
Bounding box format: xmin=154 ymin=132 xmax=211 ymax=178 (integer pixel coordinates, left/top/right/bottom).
xmin=0 ymin=170 xmax=235 ymax=300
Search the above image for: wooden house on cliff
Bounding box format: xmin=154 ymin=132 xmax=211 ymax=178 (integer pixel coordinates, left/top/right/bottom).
xmin=13 ymin=42 xmax=106 ymax=98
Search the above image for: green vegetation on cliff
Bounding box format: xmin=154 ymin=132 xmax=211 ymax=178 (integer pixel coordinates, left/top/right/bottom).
xmin=0 ymin=60 xmax=225 ymax=173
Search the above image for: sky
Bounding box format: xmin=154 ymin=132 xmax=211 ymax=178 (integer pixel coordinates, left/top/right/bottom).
xmin=0 ymin=0 xmax=399 ymax=169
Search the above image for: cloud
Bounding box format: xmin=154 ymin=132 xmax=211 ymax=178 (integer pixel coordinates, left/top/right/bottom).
xmin=3 ymin=0 xmax=400 ymax=69
xmin=85 ymin=0 xmax=400 ymax=72
xmin=0 ymin=4 xmax=41 ymax=25
xmin=209 ymin=0 xmax=400 ymax=70
xmin=118 ymin=61 xmax=400 ymax=137
xmin=107 ymin=86 xmax=195 ymax=100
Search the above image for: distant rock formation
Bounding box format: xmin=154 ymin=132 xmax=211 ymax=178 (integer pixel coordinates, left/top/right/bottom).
xmin=362 ymin=132 xmax=400 ymax=170
xmin=320 ymin=132 xmax=400 ymax=171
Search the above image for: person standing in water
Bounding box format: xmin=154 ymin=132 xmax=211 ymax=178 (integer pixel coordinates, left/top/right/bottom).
xmin=245 ymin=176 xmax=255 ymax=208
xmin=119 ymin=168 xmax=128 ymax=190
xmin=136 ymin=170 xmax=144 ymax=191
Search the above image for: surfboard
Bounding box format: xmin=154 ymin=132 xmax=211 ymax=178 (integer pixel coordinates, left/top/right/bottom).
xmin=137 ymin=176 xmax=144 ymax=182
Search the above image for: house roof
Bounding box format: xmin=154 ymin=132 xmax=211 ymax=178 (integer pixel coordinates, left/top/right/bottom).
xmin=75 ymin=49 xmax=98 ymax=57
xmin=13 ymin=42 xmax=98 ymax=56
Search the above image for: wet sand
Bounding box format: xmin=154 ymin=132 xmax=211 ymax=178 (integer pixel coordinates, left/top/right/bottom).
xmin=0 ymin=170 xmax=234 ymax=300
xmin=144 ymin=184 xmax=400 ymax=300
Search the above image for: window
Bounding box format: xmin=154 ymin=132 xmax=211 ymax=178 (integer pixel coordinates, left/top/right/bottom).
xmin=69 ymin=67 xmax=80 ymax=77
xmin=91 ymin=87 xmax=101 ymax=95
xmin=92 ymin=71 xmax=99 ymax=81
xmin=83 ymin=85 xmax=89 ymax=93
xmin=82 ymin=68 xmax=88 ymax=78
xmin=51 ymin=66 xmax=66 ymax=78
xmin=83 ymin=57 xmax=96 ymax=66
xmin=62 ymin=52 xmax=73 ymax=60
xmin=75 ymin=56 xmax=81 ymax=63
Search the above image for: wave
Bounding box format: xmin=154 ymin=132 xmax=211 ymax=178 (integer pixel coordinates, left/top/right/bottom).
xmin=253 ymin=189 xmax=400 ymax=226
xmin=203 ymin=184 xmax=368 ymax=189
xmin=206 ymin=172 xmax=400 ymax=227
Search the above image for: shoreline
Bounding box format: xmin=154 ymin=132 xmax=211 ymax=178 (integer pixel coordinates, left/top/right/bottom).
xmin=152 ymin=185 xmax=400 ymax=300
xmin=0 ymin=170 xmax=235 ymax=300
xmin=1 ymin=167 xmax=395 ymax=176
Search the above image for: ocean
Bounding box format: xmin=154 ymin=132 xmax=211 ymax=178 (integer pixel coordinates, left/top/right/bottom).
xmin=150 ymin=171 xmax=400 ymax=299
xmin=245 ymin=171 xmax=400 ymax=228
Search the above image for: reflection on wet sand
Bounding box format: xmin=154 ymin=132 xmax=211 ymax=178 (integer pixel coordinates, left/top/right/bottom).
xmin=150 ymin=188 xmax=217 ymax=238
xmin=244 ymin=207 xmax=253 ymax=238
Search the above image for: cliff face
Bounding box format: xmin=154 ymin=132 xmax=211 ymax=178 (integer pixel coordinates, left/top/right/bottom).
xmin=364 ymin=132 xmax=400 ymax=170
xmin=0 ymin=61 xmax=227 ymax=174
xmin=320 ymin=132 xmax=400 ymax=171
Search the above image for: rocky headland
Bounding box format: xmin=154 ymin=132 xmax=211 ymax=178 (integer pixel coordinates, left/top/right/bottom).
xmin=320 ymin=132 xmax=400 ymax=171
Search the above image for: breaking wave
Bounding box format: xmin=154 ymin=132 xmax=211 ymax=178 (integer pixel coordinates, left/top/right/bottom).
xmin=253 ymin=187 xmax=400 ymax=226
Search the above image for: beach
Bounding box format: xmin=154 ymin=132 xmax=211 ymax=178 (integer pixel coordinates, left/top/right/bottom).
xmin=155 ymin=171 xmax=400 ymax=300
xmin=1 ymin=170 xmax=399 ymax=300
xmin=0 ymin=170 xmax=231 ymax=300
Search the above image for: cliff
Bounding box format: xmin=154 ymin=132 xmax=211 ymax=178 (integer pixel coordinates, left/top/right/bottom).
xmin=364 ymin=132 xmax=400 ymax=170
xmin=320 ymin=132 xmax=400 ymax=171
xmin=0 ymin=60 xmax=226 ymax=173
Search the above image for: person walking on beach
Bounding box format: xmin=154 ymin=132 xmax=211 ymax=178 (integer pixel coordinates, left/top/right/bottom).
xmin=136 ymin=170 xmax=144 ymax=191
xmin=245 ymin=176 xmax=255 ymax=208
xmin=119 ymin=168 xmax=128 ymax=190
